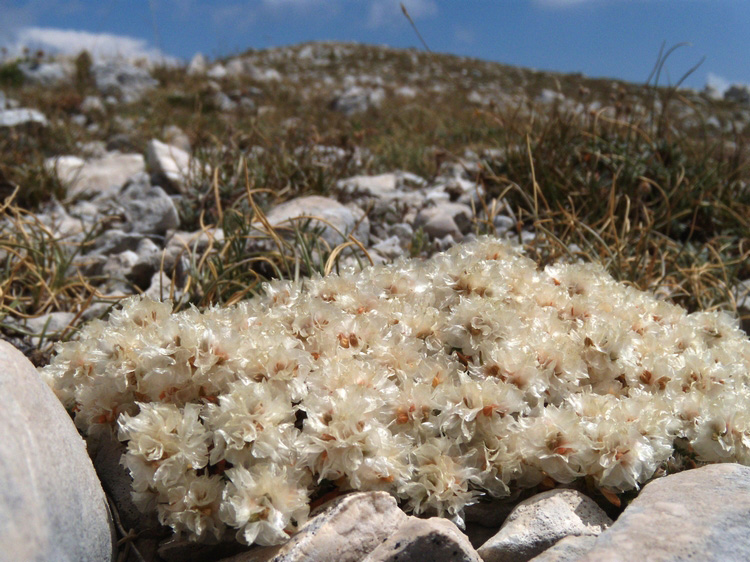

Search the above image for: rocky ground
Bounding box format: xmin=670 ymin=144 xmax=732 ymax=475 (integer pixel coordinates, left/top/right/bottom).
xmin=2 ymin=42 xmax=750 ymax=561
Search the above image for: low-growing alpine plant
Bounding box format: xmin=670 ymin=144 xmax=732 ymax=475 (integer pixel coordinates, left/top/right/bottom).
xmin=41 ymin=237 xmax=750 ymax=546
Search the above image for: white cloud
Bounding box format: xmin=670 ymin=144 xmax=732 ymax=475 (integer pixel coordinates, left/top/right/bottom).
xmin=368 ymin=0 xmax=438 ymax=28
xmin=7 ymin=27 xmax=174 ymax=62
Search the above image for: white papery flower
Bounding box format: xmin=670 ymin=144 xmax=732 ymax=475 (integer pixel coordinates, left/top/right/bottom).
xmin=303 ymin=383 xmax=402 ymax=485
xmin=161 ymin=473 xmax=225 ymax=541
xmin=587 ymin=420 xmax=660 ymax=491
xmin=519 ymin=406 xmax=588 ymax=484
xmin=691 ymin=398 xmax=750 ymax=463
xmin=203 ymin=379 xmax=295 ymax=465
xmin=119 ymin=402 xmax=210 ymax=489
xmin=400 ymin=438 xmax=483 ymax=527
xmin=249 ymin=423 xmax=303 ymax=467
xmin=41 ymin=236 xmax=750 ymax=546
xmin=220 ymin=464 xmax=310 ymax=546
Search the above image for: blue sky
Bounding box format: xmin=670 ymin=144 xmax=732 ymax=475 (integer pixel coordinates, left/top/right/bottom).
xmin=1 ymin=0 xmax=748 ymax=92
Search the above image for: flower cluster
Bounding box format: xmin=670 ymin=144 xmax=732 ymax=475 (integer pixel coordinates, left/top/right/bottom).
xmin=42 ymin=237 xmax=750 ymax=545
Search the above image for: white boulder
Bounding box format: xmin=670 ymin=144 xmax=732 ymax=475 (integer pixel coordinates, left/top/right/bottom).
xmin=0 ymin=341 xmax=113 ymax=561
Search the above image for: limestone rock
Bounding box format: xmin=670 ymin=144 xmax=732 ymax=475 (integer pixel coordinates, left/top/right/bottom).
xmin=86 ymin=428 xmax=159 ymax=535
xmin=127 ymin=238 xmax=163 ymax=288
xmin=93 ymin=229 xmax=153 ymax=256
xmin=265 ymin=195 xmax=370 ymax=247
xmin=330 ymin=86 xmax=385 ymax=115
xmin=215 ymin=91 xmax=238 ymax=112
xmin=415 ymin=203 xmax=474 ymax=237
xmin=0 ymin=341 xmax=114 ymax=561
xmin=250 ymin=67 xmax=281 ymax=82
xmin=119 ymin=173 xmax=180 ymax=235
xmin=46 ymin=152 xmax=146 ymax=200
xmin=225 ymin=58 xmax=247 ymax=77
xmin=420 ymin=214 xmax=462 ymax=241
xmin=338 ymin=172 xmax=400 ymax=199
xmin=144 ymin=270 xmax=183 ymax=302
xmin=92 ymin=61 xmax=158 ymax=103
xmin=18 ymin=61 xmax=71 ymax=85
xmin=26 ymin=311 xmax=75 ymax=344
xmin=226 ymin=492 xmax=409 ymax=562
xmin=363 ymin=517 xmax=481 ymax=562
xmin=80 ymin=96 xmax=106 ymax=115
xmin=493 ymin=214 xmax=516 ymax=236
xmin=395 ymin=86 xmax=418 ymax=98
xmin=162 ymin=228 xmax=225 ymax=277
xmin=162 ymin=125 xmax=192 ymax=153
xmin=371 ymin=235 xmax=404 ymax=260
xmin=35 ymin=199 xmax=87 ymax=240
xmin=464 ymin=494 xmax=529 ymax=547
xmin=432 ymin=177 xmax=484 ymax=207
xmin=208 ymin=64 xmax=228 ymax=80
xmin=388 ymin=222 xmax=414 ymax=240
xmin=188 ymin=53 xmax=208 ymax=75
xmin=101 ymin=241 xmax=161 ymax=291
xmin=146 ymin=139 xmax=207 ymax=192
xmin=580 ymin=464 xmax=750 ymax=562
xmin=537 ymin=89 xmax=566 ymax=104
xmin=0 ymin=107 xmax=48 ymax=127
xmin=530 ymin=535 xmax=598 ymax=561
xmin=337 ymin=172 xmax=425 ymax=201
xmin=167 ymin=228 xmax=226 ymax=255
xmin=336 ymin=172 xmax=426 ymax=219
xmin=478 ymin=489 xmax=612 ymax=562
xmin=5 ymin=311 xmax=76 ymax=348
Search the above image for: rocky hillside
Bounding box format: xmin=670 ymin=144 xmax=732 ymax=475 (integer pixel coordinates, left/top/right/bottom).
xmin=3 ymin=40 xmax=750 ymax=562
xmin=1 ymin=41 xmax=749 ymax=361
